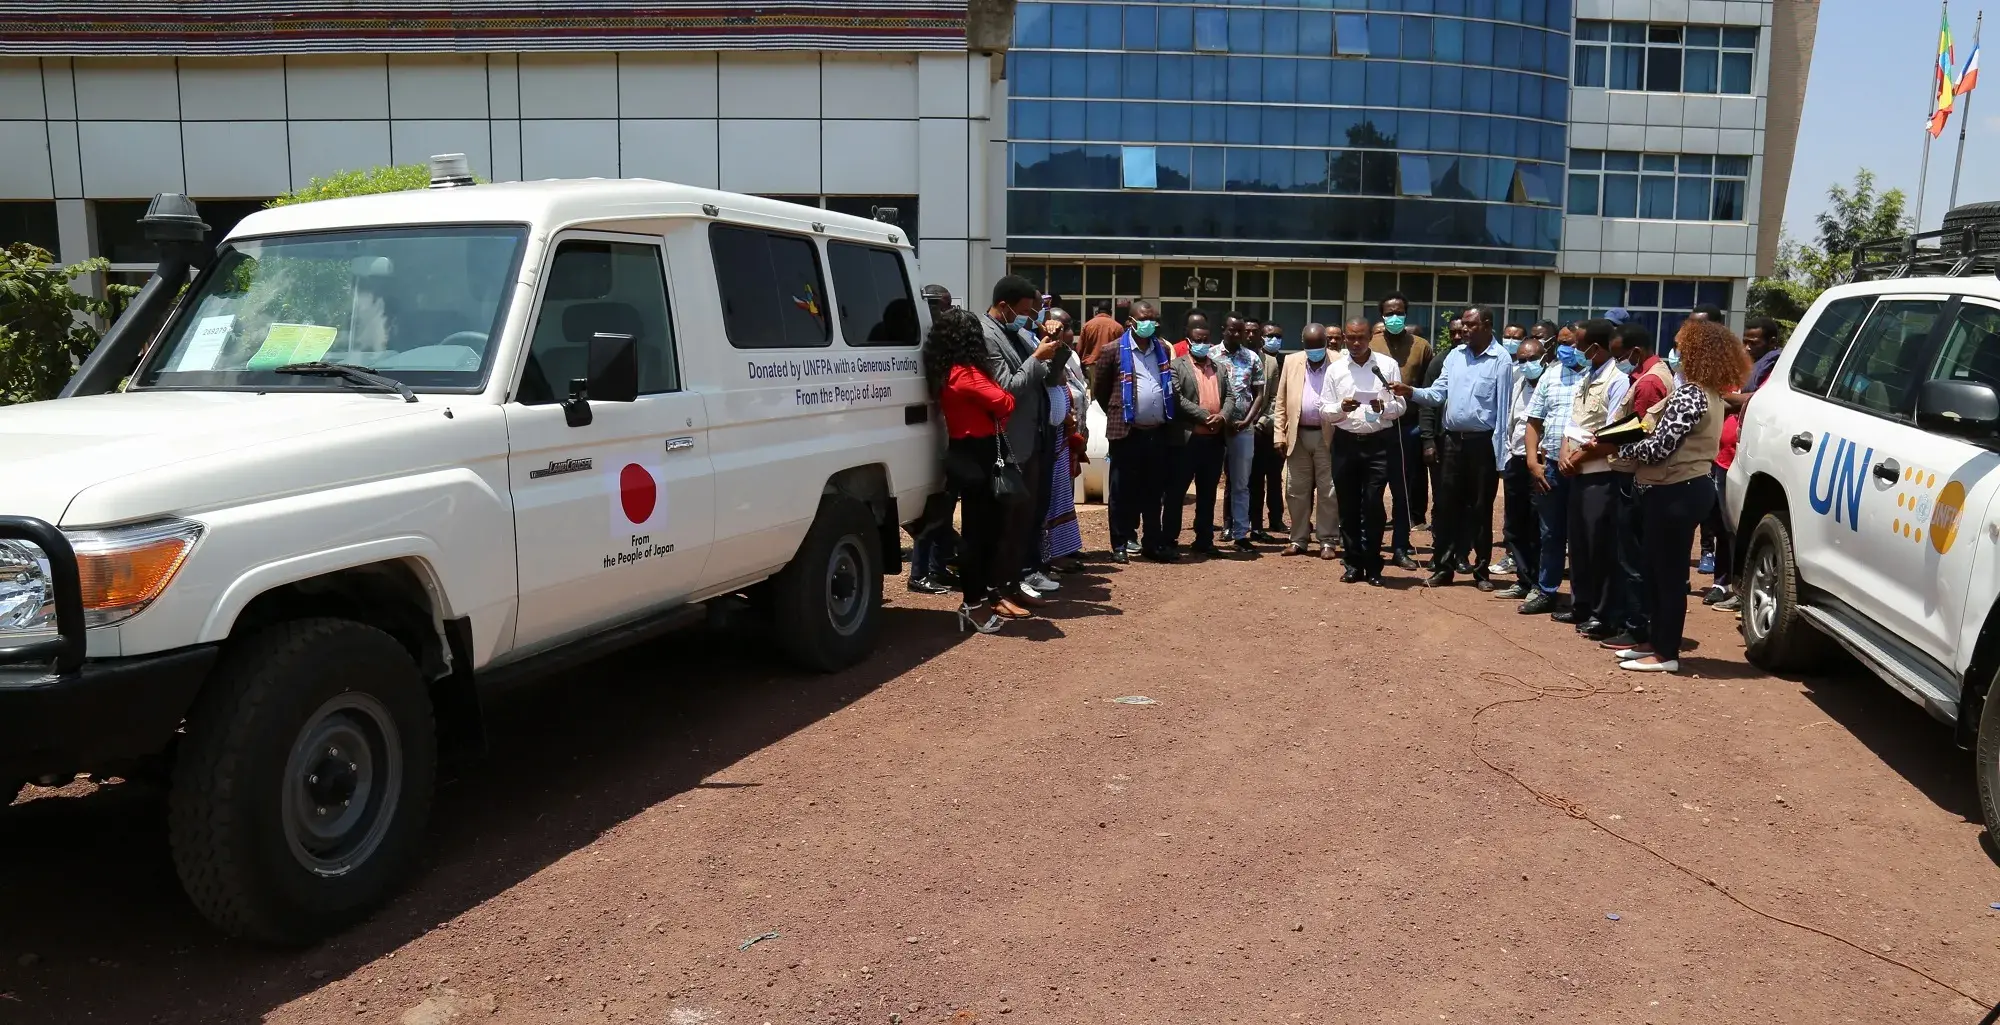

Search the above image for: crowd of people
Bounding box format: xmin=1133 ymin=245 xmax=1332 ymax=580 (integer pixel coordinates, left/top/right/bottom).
xmin=915 ymin=274 xmax=1783 ymax=673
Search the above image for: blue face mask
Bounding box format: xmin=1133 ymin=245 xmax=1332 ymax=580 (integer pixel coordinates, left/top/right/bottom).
xmin=1556 ymin=345 xmax=1586 ymax=371
xmin=1667 ymin=350 xmax=1683 ymax=371
xmin=1305 ymin=347 xmax=1328 ymax=364
xmin=1012 ymin=314 xmax=1032 ymax=331
xmin=1383 ymin=314 xmax=1406 ymax=335
xmin=1133 ymin=320 xmax=1157 ymax=339
xmin=1503 ymin=338 xmax=1521 ymax=355
xmin=1189 ymin=343 xmax=1212 ymax=360
xmin=1518 ymin=360 xmax=1546 ymax=381
xmin=1263 ymin=338 xmax=1283 ymax=354
xmin=1614 ymin=357 xmax=1638 ymax=375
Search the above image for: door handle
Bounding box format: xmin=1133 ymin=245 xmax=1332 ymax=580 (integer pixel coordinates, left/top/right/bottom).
xmin=1789 ymin=432 xmax=1813 ymax=453
xmin=665 ymin=436 xmax=695 ymax=453
xmin=1872 ymin=459 xmax=1901 ymax=484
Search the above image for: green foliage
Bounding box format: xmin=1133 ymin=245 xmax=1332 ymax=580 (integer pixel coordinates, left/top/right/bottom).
xmin=0 ymin=244 xmax=135 ymax=405
xmin=267 ymin=163 xmax=484 ymax=208
xmin=1748 ymin=168 xmax=1913 ymax=329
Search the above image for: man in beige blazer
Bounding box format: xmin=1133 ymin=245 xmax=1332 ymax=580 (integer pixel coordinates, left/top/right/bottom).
xmin=1268 ymin=322 xmax=1339 ymax=558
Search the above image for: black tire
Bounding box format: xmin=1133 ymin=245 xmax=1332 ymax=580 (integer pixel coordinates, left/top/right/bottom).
xmin=1943 ymin=201 xmax=2000 ymax=235
xmin=167 ymin=618 xmax=436 ymax=945
xmin=1740 ymin=513 xmax=1820 ymax=671
xmin=773 ymin=496 xmax=883 ymax=673
xmin=1978 ymin=677 xmax=2000 ymax=831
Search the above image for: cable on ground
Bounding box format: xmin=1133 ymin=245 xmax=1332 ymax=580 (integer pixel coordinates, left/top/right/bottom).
xmin=1415 ymin=588 xmax=1994 ymax=1013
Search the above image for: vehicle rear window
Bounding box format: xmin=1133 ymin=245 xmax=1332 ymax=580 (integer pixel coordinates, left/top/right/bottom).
xmin=710 ymin=224 xmax=831 ymax=349
xmin=1788 ymin=294 xmax=1876 ymax=397
xmin=828 ymin=241 xmax=919 ymax=346
xmin=1825 ymin=298 xmax=1946 ymax=421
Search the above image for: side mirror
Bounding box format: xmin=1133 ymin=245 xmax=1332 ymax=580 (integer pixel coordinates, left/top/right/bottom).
xmin=1915 ymin=378 xmax=2000 ymax=442
xmin=561 ymin=331 xmax=639 ymax=428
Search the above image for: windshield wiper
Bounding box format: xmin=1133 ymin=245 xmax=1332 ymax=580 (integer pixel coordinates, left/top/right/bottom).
xmin=272 ymin=362 xmax=418 ymax=403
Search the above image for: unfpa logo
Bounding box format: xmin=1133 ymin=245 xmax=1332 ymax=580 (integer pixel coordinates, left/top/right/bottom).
xmin=1890 ymin=466 xmax=1966 ymax=555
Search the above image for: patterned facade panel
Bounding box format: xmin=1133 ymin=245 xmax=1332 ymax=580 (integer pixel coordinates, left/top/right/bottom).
xmin=0 ymin=1 xmax=971 ymax=54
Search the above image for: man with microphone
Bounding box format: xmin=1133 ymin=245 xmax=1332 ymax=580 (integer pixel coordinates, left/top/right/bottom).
xmin=1326 ymin=317 xmax=1407 ymax=584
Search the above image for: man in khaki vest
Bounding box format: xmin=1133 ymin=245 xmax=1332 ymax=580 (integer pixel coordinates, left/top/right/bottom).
xmin=1556 ymin=319 xmax=1630 ymax=639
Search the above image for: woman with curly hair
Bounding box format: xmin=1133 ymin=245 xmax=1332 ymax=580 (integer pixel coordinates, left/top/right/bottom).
xmin=926 ymin=307 xmax=1033 ymax=632
xmin=1578 ymin=317 xmax=1750 ymax=673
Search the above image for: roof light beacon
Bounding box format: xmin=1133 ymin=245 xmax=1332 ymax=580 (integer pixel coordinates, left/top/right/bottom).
xmin=428 ymin=153 xmax=475 ymax=189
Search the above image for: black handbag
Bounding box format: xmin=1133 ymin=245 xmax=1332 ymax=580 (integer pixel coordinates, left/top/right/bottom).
xmin=990 ymin=421 xmax=1028 ymax=505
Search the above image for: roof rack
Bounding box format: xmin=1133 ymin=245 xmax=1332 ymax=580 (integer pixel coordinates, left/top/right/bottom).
xmin=1849 ymin=222 xmax=2000 ymax=282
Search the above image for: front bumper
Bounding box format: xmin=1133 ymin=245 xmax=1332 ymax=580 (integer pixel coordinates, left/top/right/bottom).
xmin=1 ymin=646 xmax=217 ymax=781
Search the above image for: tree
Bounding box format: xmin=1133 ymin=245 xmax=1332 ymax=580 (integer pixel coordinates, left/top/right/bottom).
xmin=267 ymin=164 xmax=437 ymax=207
xmin=0 ymin=244 xmax=134 ymax=405
xmin=1747 ymin=168 xmax=1913 ymax=328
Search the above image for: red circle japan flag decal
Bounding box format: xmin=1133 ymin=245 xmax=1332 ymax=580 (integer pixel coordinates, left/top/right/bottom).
xmin=619 ymin=462 xmax=657 ymax=524
xmin=610 ymin=458 xmax=667 ymax=538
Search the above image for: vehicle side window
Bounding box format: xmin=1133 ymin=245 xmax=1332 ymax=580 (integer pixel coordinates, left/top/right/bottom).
xmin=518 ymin=239 xmax=679 ymax=405
xmin=1787 ymin=294 xmax=1875 ymax=396
xmin=828 ymin=241 xmax=919 ymax=347
xmin=1927 ymin=301 xmax=2000 ymax=390
xmin=710 ymin=224 xmax=831 ymax=349
xmin=1824 ymin=298 xmax=1946 ymax=421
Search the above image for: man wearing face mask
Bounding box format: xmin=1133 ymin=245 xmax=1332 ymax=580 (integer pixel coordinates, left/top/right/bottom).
xmin=1370 ymin=291 xmax=1431 ymax=569
xmin=1588 ymin=322 xmax=1672 ymax=650
xmin=1520 ymin=330 xmax=1592 ymax=616
xmin=1271 ymin=323 xmax=1339 ymax=559
xmin=1326 ymin=318 xmax=1406 ymax=584
xmin=1091 ymin=299 xmax=1180 ymax=563
xmin=1249 ymin=321 xmax=1290 ymax=540
xmin=1390 ymin=306 xmax=1514 ymax=589
xmin=1172 ymin=310 xmax=1211 ymax=359
xmin=981 ymin=277 xmax=1066 ymax=598
xmin=1554 ymin=319 xmax=1632 ymax=637
xmin=1166 ymin=332 xmax=1229 ymax=555
xmin=1214 ymin=314 xmax=1269 ymax=552
xmin=1494 ymin=336 xmax=1545 ymax=600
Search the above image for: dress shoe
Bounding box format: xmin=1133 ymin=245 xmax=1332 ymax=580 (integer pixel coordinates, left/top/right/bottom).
xmin=1233 ymin=538 xmax=1256 ymax=552
xmin=1268 ymin=520 xmax=1289 ymax=534
xmin=1014 ymin=582 xmax=1050 ymax=607
xmin=1518 ymin=592 xmax=1557 ymax=615
xmin=908 ymin=576 xmax=953 ymax=595
xmin=1574 ymin=617 xmax=1604 ymax=636
xmin=1281 ymin=544 xmax=1306 ymax=557
xmin=1320 ymin=546 xmax=1338 ymax=561
xmin=1423 ymin=570 xmax=1453 ymax=588
xmin=1340 ymin=567 xmax=1364 ymax=583
xmin=1596 ymin=631 xmax=1645 ymax=650
xmin=1365 ymin=574 xmax=1385 ymax=587
xmin=1110 ymin=549 xmax=1129 ymax=565
xmin=1494 ymin=583 xmax=1531 ymax=600
xmin=1701 ymin=585 xmax=1729 ymax=605
xmin=1550 ymin=607 xmax=1584 ymax=624
xmin=1474 ymin=578 xmax=1498 ymax=592
xmin=1142 ymin=548 xmax=1180 ymax=563
xmin=1392 ymin=552 xmax=1420 ymax=571
xmin=1582 ymin=621 xmax=1621 ymax=642
xmin=992 ymin=598 xmax=1034 ymax=619
xmin=1714 ymin=594 xmax=1743 ymax=612
xmin=1191 ymin=541 xmax=1219 ymax=556
xmin=1250 ymin=529 xmax=1277 ymax=544
xmin=1619 ymin=657 xmax=1679 ymax=674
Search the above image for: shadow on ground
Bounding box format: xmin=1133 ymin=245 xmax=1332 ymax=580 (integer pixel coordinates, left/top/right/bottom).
xmin=0 ymin=603 xmax=960 ymax=1023
xmin=1794 ymin=650 xmax=1983 ymax=824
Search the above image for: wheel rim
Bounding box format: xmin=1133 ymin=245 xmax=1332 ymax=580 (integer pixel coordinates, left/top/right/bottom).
xmin=824 ymin=535 xmax=868 ymax=637
xmin=1747 ymin=542 xmax=1780 ymax=640
xmin=281 ymin=692 xmax=402 ymax=877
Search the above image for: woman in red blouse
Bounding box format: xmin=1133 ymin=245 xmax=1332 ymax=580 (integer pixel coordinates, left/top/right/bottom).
xmin=926 ymin=308 xmax=1030 ymax=631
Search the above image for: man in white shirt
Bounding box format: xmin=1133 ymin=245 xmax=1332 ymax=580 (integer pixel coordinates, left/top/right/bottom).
xmin=1324 ymin=317 xmax=1407 ymax=585
xmin=1495 ymin=336 xmax=1545 ymax=601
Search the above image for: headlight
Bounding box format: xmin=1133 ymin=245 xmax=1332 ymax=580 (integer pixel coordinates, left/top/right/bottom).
xmin=0 ymin=519 xmax=202 ymax=639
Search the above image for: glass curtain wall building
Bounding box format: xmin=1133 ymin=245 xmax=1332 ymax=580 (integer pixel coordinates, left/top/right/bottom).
xmin=1002 ymin=0 xmax=1818 ymax=344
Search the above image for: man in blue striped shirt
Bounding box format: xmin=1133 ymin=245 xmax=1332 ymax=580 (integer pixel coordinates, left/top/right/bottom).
xmin=1391 ymin=305 xmax=1514 ymax=589
xmin=1518 ymin=329 xmax=1592 ymax=615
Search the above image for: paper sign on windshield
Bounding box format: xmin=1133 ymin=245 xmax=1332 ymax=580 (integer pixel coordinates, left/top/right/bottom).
xmin=174 ymin=315 xmax=235 ymax=372
xmin=246 ymin=323 xmax=339 ymax=370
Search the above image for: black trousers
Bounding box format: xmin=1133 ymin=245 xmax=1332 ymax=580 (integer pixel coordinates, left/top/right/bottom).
xmin=950 ymin=436 xmax=1015 ymax=604
xmin=1251 ymin=426 xmax=1286 ymax=529
xmin=1109 ymin=426 xmax=1170 ymax=553
xmin=1501 ymin=454 xmax=1540 ymax=584
xmin=1333 ymin=430 xmax=1393 ymax=575
xmin=1703 ymin=463 xmax=1735 ymax=587
xmin=1568 ymin=470 xmax=1621 ymax=621
xmin=1608 ymin=474 xmax=1649 ymax=637
xmin=1169 ymin=432 xmax=1226 ymax=546
xmin=1433 ymin=429 xmax=1498 ymax=579
xmin=1018 ymin=443 xmax=1053 ymax=577
xmin=1385 ymin=420 xmax=1423 ymax=552
xmin=1642 ymin=476 xmax=1716 ymax=661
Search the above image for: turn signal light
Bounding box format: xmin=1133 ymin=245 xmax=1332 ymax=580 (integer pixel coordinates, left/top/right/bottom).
xmin=68 ymin=520 xmax=203 ymax=627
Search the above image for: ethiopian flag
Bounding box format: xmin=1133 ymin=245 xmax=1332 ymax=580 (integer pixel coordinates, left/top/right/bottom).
xmin=1929 ymin=11 xmax=1959 ymax=137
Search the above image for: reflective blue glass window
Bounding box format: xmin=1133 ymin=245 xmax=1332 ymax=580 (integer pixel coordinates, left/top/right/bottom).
xmin=1460 ymin=114 xmax=1488 ymax=153
xmin=1547 ymin=0 xmax=1570 ymax=26
xmin=1593 ymin=279 xmax=1627 ymax=308
xmin=1675 ymin=177 xmax=1711 ymax=221
xmin=1602 ymin=173 xmax=1638 ymax=216
xmin=1012 ymin=143 xmax=1046 ymax=186
xmin=1626 ymin=280 xmax=1659 ymax=307
xmin=1544 ymin=80 xmax=1567 ymax=120
xmin=1191 ymin=55 xmax=1226 ymax=100
xmin=1295 ymin=150 xmax=1331 ymax=193
xmin=1399 ymin=62 xmax=1432 ymax=107
xmin=1298 ymin=58 xmax=1332 ymax=102
xmin=1157 ymin=146 xmax=1193 ymax=190
xmin=1159 ymin=7 xmax=1194 ymax=51
xmin=1330 ymin=150 xmax=1359 ymax=194
xmin=1051 ymin=100 xmax=1086 ymax=140
xmin=1327 ymin=107 xmax=1360 ymax=146
xmin=1486 ymin=159 xmax=1515 ymax=202
xmin=1400 ymin=110 xmax=1430 ymax=149
xmin=1398 ymin=153 xmax=1433 ymax=196
xmin=1576 ymin=19 xmax=1609 ymax=41
xmin=1546 ymin=32 xmax=1569 ymax=78
xmin=1297 ymin=106 xmax=1331 ymax=146
xmin=1335 ymin=14 xmax=1371 ymax=55
xmin=1403 ymin=16 xmax=1433 ymax=60
xmin=1226 ymin=147 xmax=1263 ymax=191
xmin=1697 ymin=281 xmax=1730 ymax=308
xmin=1157 ymin=55 xmax=1192 ymax=99
xmin=1721 ymin=51 xmax=1753 ymax=93
xmin=1014 ymin=52 xmax=1051 ymax=97
xmin=1265 ymin=11 xmax=1300 ymax=55
xmin=1603 ymin=151 xmax=1640 ymax=171
xmin=1156 ymin=103 xmax=1192 ymax=142
xmin=1224 ymin=105 xmax=1259 ymax=144
xmin=1051 ymin=53 xmax=1085 ymax=96
xmin=1567 ymin=172 xmax=1599 ymax=214
xmin=1366 ymin=60 xmax=1399 ymax=106
xmin=1495 ymin=24 xmax=1522 ymax=66
xmin=1264 ymin=149 xmax=1300 ymax=193
xmin=1431 ymin=112 xmax=1460 ymax=150
xmin=1433 ymin=17 xmax=1465 ymax=62
xmin=1014 ymin=100 xmax=1050 ymax=140
xmin=1678 ymin=154 xmax=1712 ymax=174
xmin=1435 ymin=0 xmax=1466 ymax=14
xmin=1517 ymin=75 xmax=1542 ymax=119
xmin=1015 ymin=2 xmax=1052 ymax=47
xmin=1122 ymin=146 xmax=1158 ymax=189
xmin=1640 ymin=175 xmax=1675 ymax=218
xmin=1264 ymin=58 xmax=1299 ymax=102
xmin=1363 ymin=110 xmax=1398 ymax=146
xmin=1569 ymin=148 xmax=1602 ymax=171
xmin=1490 ymin=72 xmax=1518 ymax=115
xmin=1300 ymin=12 xmax=1334 ymax=56
xmin=1610 ymin=45 xmax=1644 ymax=89
xmin=1433 ymin=65 xmax=1464 ymax=112
xmin=1195 ymin=9 xmax=1228 ymax=51
xmin=1466 ymin=20 xmax=1494 ymax=66
xmin=1368 ymin=13 xmax=1400 ymax=57
xmin=1427 ymin=154 xmax=1462 ymax=197
xmin=1191 ymin=104 xmax=1225 ymax=143
xmin=1686 ymin=26 xmax=1720 ymax=46
xmin=1087 ymin=4 xmax=1122 ymax=49
xmin=1086 ymin=53 xmax=1121 ymax=97
xmin=1662 ymin=280 xmax=1696 ymax=308
xmin=1642 ymin=153 xmax=1675 ymax=172
xmin=1128 ymin=7 xmax=1160 ymax=50
xmin=1362 ymin=151 xmax=1397 ymax=196
xmin=1227 ymin=56 xmax=1262 ymax=101
xmin=1489 ymin=117 xmax=1518 ymax=157
xmin=1228 ymin=10 xmax=1262 ymax=53
xmin=1123 ymin=54 xmax=1158 ymax=98
xmin=1463 ymin=68 xmax=1492 ymax=112
xmin=1086 ymin=101 xmax=1120 ymax=140
xmin=1497 ymin=0 xmax=1523 ymax=23
xmin=1194 ymin=146 xmax=1226 ymax=191
xmin=1263 ymin=106 xmax=1296 ymax=146
xmin=1051 ymin=3 xmax=1086 ymax=46
xmin=1333 ymin=60 xmax=1366 ymax=103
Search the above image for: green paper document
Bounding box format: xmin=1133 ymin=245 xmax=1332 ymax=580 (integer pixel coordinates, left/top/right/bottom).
xmin=245 ymin=323 xmax=339 ymax=370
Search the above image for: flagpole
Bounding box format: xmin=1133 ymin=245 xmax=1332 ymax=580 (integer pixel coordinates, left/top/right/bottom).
xmin=1917 ymin=0 xmax=1947 ymax=231
xmin=1949 ymin=11 xmax=1981 ymax=211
